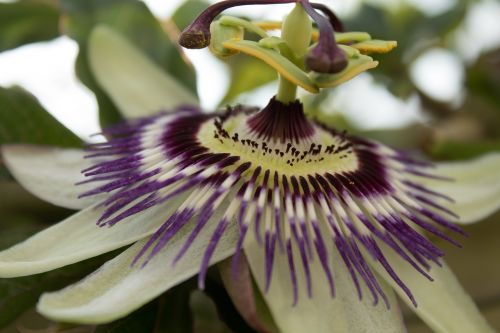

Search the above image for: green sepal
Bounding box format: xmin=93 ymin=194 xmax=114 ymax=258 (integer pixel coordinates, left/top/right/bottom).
xmin=222 ymin=40 xmax=319 ymax=93
xmin=311 ymin=47 xmax=378 ymax=88
xmin=209 ymin=21 xmax=244 ymax=58
xmin=219 ymin=16 xmax=268 ymax=39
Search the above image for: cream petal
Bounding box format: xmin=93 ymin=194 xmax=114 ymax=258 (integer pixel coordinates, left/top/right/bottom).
xmin=244 ymin=240 xmax=406 ymax=333
xmin=373 ymin=245 xmax=494 ymax=333
xmin=1 ymin=144 xmax=99 ymax=210
xmin=37 ymin=216 xmax=239 ymax=324
xmin=0 ymin=192 xmax=189 ymax=278
xmin=426 ymin=152 xmax=500 ymax=224
xmin=88 ymin=25 xmax=198 ymax=119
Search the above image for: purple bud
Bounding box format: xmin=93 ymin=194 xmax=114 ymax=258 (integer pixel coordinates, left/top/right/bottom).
xmin=306 ymin=44 xmax=348 ymax=74
xmin=300 ymin=0 xmax=348 ymax=74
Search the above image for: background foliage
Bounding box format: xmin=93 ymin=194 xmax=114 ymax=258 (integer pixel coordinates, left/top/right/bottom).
xmin=0 ymin=0 xmax=499 ymax=332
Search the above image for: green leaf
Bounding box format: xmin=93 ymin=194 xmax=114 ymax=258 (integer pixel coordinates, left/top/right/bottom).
xmin=466 ymin=48 xmax=500 ymax=110
xmin=60 ymin=0 xmax=197 ymax=125
xmin=190 ymin=290 xmax=232 ymax=333
xmin=0 ymin=0 xmax=60 ymax=52
xmin=0 ymin=86 xmax=81 ymax=179
xmin=0 ymin=86 xmax=81 ymax=147
xmin=171 ymin=0 xmax=210 ymax=31
xmin=221 ymin=56 xmax=277 ymax=105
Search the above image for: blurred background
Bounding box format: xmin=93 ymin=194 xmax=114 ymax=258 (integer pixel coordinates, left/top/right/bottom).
xmin=0 ymin=0 xmax=499 ymax=332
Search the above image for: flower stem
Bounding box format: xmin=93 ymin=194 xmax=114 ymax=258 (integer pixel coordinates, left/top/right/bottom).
xmin=276 ymin=3 xmax=312 ymax=104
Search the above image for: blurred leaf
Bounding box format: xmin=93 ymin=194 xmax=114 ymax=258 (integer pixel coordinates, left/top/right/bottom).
xmin=60 ymin=0 xmax=197 ymax=126
xmin=171 ymin=0 xmax=209 ymax=31
xmin=467 ymin=48 xmax=500 ymax=109
xmin=154 ymin=281 xmax=194 ymax=333
xmin=0 ymin=87 xmax=81 ymax=147
xmin=0 ymin=0 xmax=60 ymax=52
xmin=190 ymin=290 xmax=232 ymax=333
xmin=221 ymin=56 xmax=277 ymax=105
xmin=307 ymin=105 xmax=430 ymax=150
xmin=345 ymin=2 xmax=468 ymax=99
xmin=429 ymin=140 xmax=500 ymax=160
xmin=93 ymin=302 xmax=158 ymax=333
xmin=0 ymin=86 xmax=81 ymax=179
xmin=0 ymin=167 xmax=11 ymax=181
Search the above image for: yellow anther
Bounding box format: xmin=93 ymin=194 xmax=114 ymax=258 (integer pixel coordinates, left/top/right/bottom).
xmin=352 ymin=40 xmax=398 ymax=54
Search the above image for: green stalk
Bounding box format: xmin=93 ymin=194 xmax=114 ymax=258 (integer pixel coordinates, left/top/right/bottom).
xmin=276 ymin=3 xmax=312 ymax=104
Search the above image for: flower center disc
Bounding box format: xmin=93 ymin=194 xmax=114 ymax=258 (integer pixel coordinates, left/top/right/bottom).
xmin=197 ymin=97 xmax=359 ymax=176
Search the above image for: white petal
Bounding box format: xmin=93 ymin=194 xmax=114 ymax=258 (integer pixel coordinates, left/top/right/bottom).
xmin=429 ymin=152 xmax=500 ymax=223
xmin=37 ymin=216 xmax=239 ymax=324
xmin=373 ymin=246 xmax=494 ymax=333
xmin=244 ymin=240 xmax=406 ymax=333
xmin=0 ymin=194 xmax=188 ymax=278
xmin=88 ymin=25 xmax=198 ymax=119
xmin=1 ymin=144 xmax=99 ymax=210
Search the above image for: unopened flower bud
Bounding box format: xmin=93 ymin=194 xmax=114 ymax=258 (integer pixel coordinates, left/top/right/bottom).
xmin=306 ymin=44 xmax=348 ymax=73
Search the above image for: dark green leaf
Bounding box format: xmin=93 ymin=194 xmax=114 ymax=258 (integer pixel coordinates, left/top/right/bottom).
xmin=190 ymin=290 xmax=232 ymax=333
xmin=466 ymin=48 xmax=500 ymax=110
xmin=0 ymin=86 xmax=81 ymax=147
xmin=154 ymin=281 xmax=195 ymax=333
xmin=60 ymin=0 xmax=197 ymax=126
xmin=93 ymin=302 xmax=158 ymax=333
xmin=0 ymin=0 xmax=60 ymax=52
xmin=0 ymin=86 xmax=81 ymax=179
